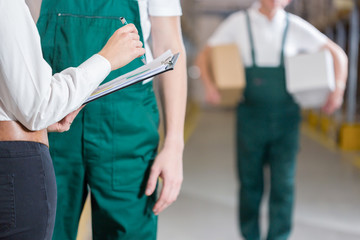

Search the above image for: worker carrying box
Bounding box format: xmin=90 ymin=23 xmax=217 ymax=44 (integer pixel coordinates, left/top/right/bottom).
xmin=196 ymin=5 xmax=348 ymax=240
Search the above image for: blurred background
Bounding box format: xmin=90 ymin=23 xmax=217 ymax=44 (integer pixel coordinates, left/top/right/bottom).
xmin=164 ymin=0 xmax=360 ymax=239
xmin=26 ymin=0 xmax=360 ymax=239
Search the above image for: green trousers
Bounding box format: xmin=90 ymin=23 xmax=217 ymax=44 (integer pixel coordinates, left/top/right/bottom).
xmin=236 ymin=105 xmax=300 ymax=240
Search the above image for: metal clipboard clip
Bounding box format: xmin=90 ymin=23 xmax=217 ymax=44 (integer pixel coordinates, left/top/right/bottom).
xmin=162 ymin=53 xmax=180 ymax=70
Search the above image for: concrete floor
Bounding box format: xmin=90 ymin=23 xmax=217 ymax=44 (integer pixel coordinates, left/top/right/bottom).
xmin=158 ymin=108 xmax=360 ymax=240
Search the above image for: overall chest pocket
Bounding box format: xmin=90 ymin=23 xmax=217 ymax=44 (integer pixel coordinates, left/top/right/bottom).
xmin=52 ymin=14 xmax=122 ymax=71
xmin=52 ymin=13 xmax=144 ymax=80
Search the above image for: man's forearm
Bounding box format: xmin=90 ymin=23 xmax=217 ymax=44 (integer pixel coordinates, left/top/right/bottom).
xmin=158 ymin=44 xmax=187 ymax=148
xmin=151 ymin=16 xmax=187 ymax=147
xmin=196 ymin=46 xmax=214 ymax=88
xmin=324 ymin=40 xmax=348 ymax=91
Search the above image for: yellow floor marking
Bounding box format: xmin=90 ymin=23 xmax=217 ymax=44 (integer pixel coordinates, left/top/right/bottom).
xmin=301 ymin=122 xmax=360 ymax=170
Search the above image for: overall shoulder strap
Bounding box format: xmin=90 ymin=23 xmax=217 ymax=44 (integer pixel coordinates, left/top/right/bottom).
xmin=245 ymin=10 xmax=256 ymax=67
xmin=280 ymin=13 xmax=289 ymax=66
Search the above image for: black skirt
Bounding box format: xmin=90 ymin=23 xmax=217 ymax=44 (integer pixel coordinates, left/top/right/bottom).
xmin=0 ymin=141 xmax=57 ymax=240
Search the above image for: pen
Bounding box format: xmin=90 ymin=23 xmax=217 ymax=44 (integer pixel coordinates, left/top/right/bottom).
xmin=120 ymin=17 xmax=146 ymax=65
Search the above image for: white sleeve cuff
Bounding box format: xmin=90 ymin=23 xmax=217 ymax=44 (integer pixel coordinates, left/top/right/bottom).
xmin=78 ymin=54 xmax=111 ymax=82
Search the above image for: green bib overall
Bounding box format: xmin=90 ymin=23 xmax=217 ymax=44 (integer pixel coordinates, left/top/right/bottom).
xmin=236 ymin=12 xmax=301 ymax=240
xmin=37 ymin=1 xmax=159 ymax=239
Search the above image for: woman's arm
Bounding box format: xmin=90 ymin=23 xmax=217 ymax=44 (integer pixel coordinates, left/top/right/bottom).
xmin=0 ymin=0 xmax=144 ymax=131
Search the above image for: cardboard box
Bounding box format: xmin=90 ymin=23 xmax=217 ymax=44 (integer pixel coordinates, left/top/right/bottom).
xmin=285 ymin=50 xmax=335 ymax=108
xmin=209 ymin=44 xmax=246 ymax=107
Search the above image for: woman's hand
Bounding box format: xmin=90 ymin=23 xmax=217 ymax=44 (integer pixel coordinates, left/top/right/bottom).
xmin=98 ymin=24 xmax=146 ymax=71
xmin=47 ymin=106 xmax=84 ymax=132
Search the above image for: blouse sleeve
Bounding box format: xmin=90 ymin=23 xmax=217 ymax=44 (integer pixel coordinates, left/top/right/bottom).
xmin=0 ymin=0 xmax=111 ymax=131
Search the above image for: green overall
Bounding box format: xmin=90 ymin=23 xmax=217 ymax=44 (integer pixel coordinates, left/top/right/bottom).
xmin=37 ymin=1 xmax=159 ymax=239
xmin=236 ymin=12 xmax=301 ymax=240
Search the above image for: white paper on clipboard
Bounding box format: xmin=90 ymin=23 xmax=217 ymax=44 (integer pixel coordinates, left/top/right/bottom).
xmin=84 ymin=50 xmax=179 ymax=104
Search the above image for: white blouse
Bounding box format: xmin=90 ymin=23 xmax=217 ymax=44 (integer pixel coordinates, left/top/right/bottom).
xmin=0 ymin=0 xmax=111 ymax=131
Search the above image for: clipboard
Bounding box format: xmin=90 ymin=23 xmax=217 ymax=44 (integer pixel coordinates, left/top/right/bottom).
xmin=84 ymin=50 xmax=180 ymax=104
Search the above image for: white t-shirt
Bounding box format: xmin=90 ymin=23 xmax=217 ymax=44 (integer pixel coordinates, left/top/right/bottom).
xmin=208 ymin=3 xmax=328 ymax=67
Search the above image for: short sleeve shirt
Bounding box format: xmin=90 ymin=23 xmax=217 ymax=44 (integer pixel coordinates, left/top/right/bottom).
xmin=138 ymin=0 xmax=182 ymax=62
xmin=208 ymin=4 xmax=328 ymax=67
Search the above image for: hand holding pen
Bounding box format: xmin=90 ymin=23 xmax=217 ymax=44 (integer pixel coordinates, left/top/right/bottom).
xmin=120 ymin=17 xmax=147 ymax=64
xmin=98 ymin=24 xmax=145 ymax=70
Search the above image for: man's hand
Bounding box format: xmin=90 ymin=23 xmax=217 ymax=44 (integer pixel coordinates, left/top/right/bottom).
xmin=145 ymin=144 xmax=183 ymax=215
xmin=321 ymin=40 xmax=348 ymax=115
xmin=205 ymin=82 xmax=221 ymax=105
xmin=47 ymin=106 xmax=84 ymax=132
xmin=322 ymin=88 xmax=344 ymax=114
